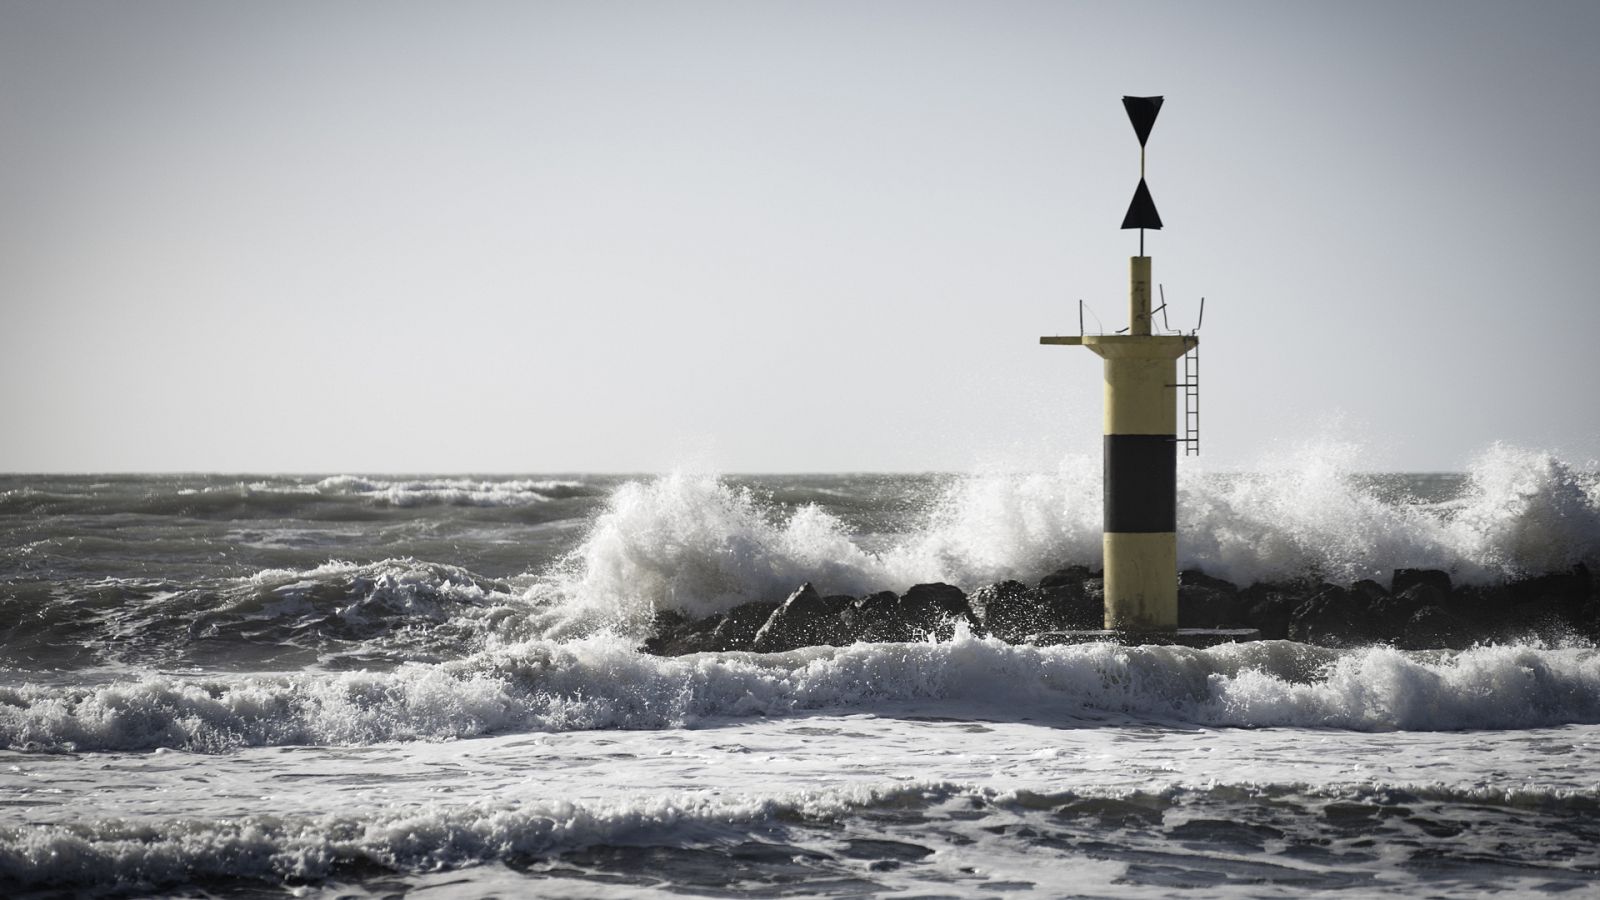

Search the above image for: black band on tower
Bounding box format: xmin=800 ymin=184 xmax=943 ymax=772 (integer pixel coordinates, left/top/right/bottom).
xmin=1103 ymin=434 xmax=1177 ymax=533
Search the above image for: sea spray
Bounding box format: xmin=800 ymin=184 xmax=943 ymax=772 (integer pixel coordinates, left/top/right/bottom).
xmin=1447 ymin=443 xmax=1600 ymax=576
xmin=1174 ymin=440 xmax=1450 ymax=584
xmin=880 ymin=456 xmax=1103 ymax=588
xmin=523 ymin=444 xmax=1600 ymax=640
xmin=526 ymin=473 xmax=887 ymax=639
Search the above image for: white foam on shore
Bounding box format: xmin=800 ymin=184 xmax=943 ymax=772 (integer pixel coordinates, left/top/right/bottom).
xmin=0 ymin=779 xmax=930 ymax=894
xmin=5 ymin=634 xmax=1598 ymax=753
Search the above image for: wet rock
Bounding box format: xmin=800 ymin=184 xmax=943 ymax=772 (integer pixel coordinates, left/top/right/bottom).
xmin=1508 ymin=564 xmax=1593 ymax=625
xmin=709 ymin=600 xmax=780 ymax=651
xmin=642 ymin=608 xmax=689 ymax=655
xmin=1351 ymin=579 xmax=1390 ymax=603
xmin=1239 ymin=582 xmax=1308 ymax=641
xmin=1448 ymin=583 xmax=1511 ymax=624
xmin=1366 ymin=582 xmax=1448 ymax=638
xmin=899 ymin=582 xmax=979 ymax=639
xmin=1392 ymin=569 xmax=1452 ymax=597
xmin=1037 ymin=571 xmax=1103 ymax=631
xmin=968 ymin=581 xmax=1038 ymax=643
xmin=646 ymin=562 xmax=1600 ymax=653
xmin=643 ymin=609 xmax=724 ymax=656
xmin=1288 ymin=585 xmax=1380 ymax=647
xmin=1580 ymin=596 xmax=1600 ymax=642
xmin=1402 ymin=606 xmax=1476 ymax=651
xmin=844 ymin=591 xmax=906 ymax=642
xmin=751 ymin=583 xmax=853 ymax=652
xmin=1399 ymin=582 xmax=1448 ymax=610
xmin=1241 ymin=593 xmax=1294 ymax=640
xmin=822 ymin=595 xmax=864 ymax=641
xmin=1179 ymin=571 xmax=1242 ymax=628
xmin=1369 ymin=593 xmax=1421 ymax=636
xmin=1039 ymin=566 xmax=1093 ymax=591
xmin=1180 ymin=570 xmax=1239 ymax=595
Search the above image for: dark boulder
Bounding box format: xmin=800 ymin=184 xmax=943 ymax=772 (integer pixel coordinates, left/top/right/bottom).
xmin=844 ymin=591 xmax=907 ymax=642
xmin=1449 ymin=583 xmax=1512 ymax=624
xmin=1179 ymin=571 xmax=1243 ymax=628
xmin=1508 ymin=564 xmax=1593 ymax=626
xmin=644 ymin=609 xmax=725 ymax=656
xmin=1369 ymin=595 xmax=1417 ymax=636
xmin=1351 ymin=579 xmax=1390 ymax=603
xmin=968 ymin=581 xmax=1039 ymax=643
xmin=1288 ymin=585 xmax=1380 ymax=647
xmin=899 ymin=582 xmax=979 ymax=639
xmin=1239 ymin=582 xmax=1311 ymax=641
xmin=1039 ymin=566 xmax=1093 ymax=591
xmin=1369 ymin=583 xmax=1445 ymax=637
xmin=1392 ymin=569 xmax=1452 ymax=597
xmin=1071 ymin=577 xmax=1108 ymax=630
xmin=822 ymin=595 xmax=864 ymax=643
xmin=1180 ymin=570 xmax=1240 ymax=594
xmin=751 ymin=583 xmax=853 ymax=652
xmin=1037 ymin=571 xmax=1103 ymax=631
xmin=709 ymin=600 xmax=780 ymax=651
xmin=1402 ymin=606 xmax=1476 ymax=651
xmin=1580 ymin=596 xmax=1600 ymax=642
xmin=1241 ymin=593 xmax=1294 ymax=640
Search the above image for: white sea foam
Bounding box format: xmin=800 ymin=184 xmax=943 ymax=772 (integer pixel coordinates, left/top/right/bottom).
xmin=881 ymin=457 xmax=1104 ymax=588
xmin=525 ymin=443 xmax=1598 ymax=634
xmin=5 ymin=634 xmax=1597 ymax=753
xmin=0 ymin=780 xmax=928 ymax=894
xmin=1445 ymin=443 xmax=1600 ymax=577
xmin=525 ymin=473 xmax=889 ymax=636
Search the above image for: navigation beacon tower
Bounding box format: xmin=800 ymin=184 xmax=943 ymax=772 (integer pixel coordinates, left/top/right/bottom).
xmin=1041 ymin=96 xmax=1200 ymax=632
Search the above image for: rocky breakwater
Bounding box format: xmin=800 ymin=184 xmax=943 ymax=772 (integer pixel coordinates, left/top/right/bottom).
xmin=643 ymin=564 xmax=1599 ymax=655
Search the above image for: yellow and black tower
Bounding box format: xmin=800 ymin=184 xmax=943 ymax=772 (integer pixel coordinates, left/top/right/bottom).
xmin=1041 ymin=96 xmax=1197 ymax=632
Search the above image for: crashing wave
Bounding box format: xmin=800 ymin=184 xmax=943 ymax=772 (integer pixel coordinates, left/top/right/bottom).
xmin=5 ymin=634 xmax=1598 ymax=753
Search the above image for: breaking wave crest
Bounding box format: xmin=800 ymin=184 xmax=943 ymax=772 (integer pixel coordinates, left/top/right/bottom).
xmin=5 ymin=635 xmax=1598 ymax=753
xmin=527 ymin=443 xmax=1599 ymax=635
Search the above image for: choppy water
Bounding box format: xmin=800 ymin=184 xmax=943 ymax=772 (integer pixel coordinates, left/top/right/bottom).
xmin=3 ymin=444 xmax=1599 ymax=897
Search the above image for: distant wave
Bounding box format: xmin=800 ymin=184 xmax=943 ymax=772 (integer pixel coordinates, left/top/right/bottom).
xmin=5 ymin=635 xmax=1598 ymax=753
xmin=0 ymin=476 xmax=601 ymax=519
xmin=0 ymin=559 xmax=530 ymax=671
xmin=308 ymin=476 xmax=594 ymax=507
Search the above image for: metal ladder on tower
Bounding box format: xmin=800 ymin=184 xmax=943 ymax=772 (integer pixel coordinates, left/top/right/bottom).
xmin=1180 ymin=342 xmax=1200 ymax=456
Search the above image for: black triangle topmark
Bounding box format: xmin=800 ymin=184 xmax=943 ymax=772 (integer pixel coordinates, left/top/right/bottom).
xmin=1121 ymin=178 xmax=1163 ymax=230
xmin=1122 ymin=96 xmax=1163 ymax=147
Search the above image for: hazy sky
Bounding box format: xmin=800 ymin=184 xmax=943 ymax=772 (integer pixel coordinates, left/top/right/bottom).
xmin=4 ymin=0 xmax=1598 ymax=473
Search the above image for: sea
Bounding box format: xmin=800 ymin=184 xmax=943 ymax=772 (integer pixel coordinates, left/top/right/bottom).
xmin=3 ymin=443 xmax=1599 ymax=898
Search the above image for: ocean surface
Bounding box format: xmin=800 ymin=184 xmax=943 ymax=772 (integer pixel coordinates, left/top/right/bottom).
xmin=3 ymin=445 xmax=1600 ymax=897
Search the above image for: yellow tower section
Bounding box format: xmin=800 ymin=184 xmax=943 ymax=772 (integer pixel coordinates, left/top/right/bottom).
xmin=1041 ymin=255 xmax=1194 ymax=630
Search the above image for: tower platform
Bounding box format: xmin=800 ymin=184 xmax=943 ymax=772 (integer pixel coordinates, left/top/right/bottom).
xmin=1033 ymin=628 xmax=1261 ymax=648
